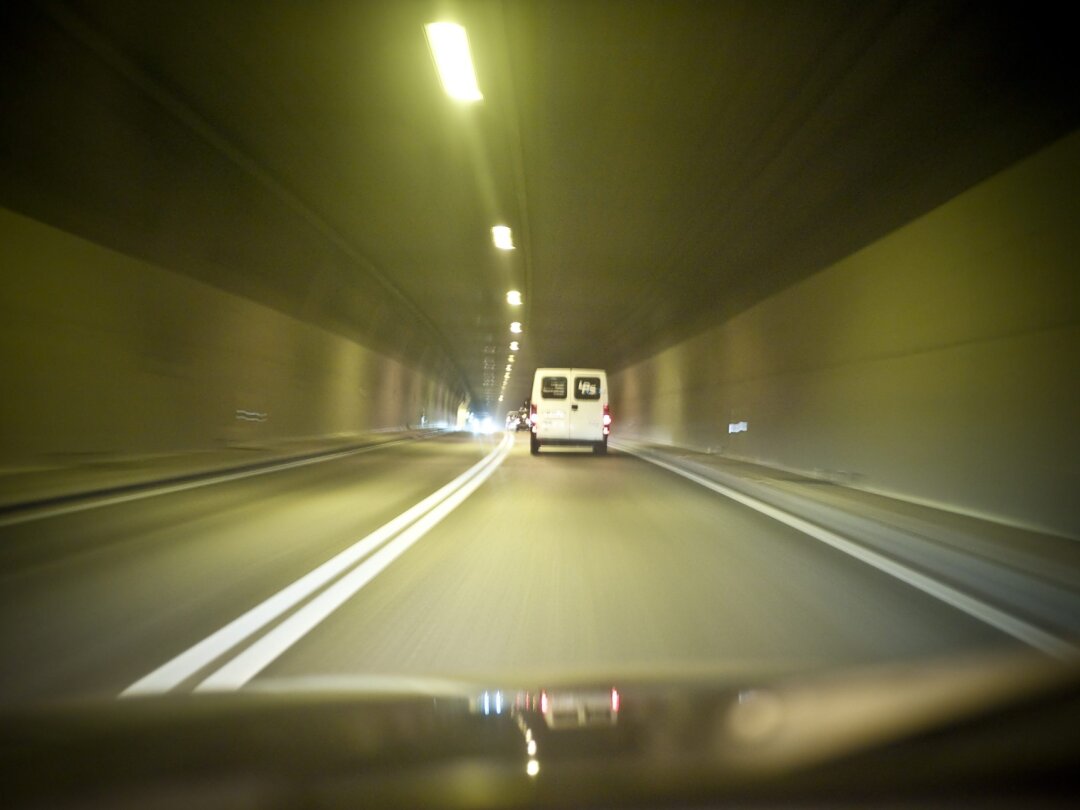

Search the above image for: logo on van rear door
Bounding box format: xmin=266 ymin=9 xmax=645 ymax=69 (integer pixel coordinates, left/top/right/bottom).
xmin=575 ymin=377 xmax=601 ymax=399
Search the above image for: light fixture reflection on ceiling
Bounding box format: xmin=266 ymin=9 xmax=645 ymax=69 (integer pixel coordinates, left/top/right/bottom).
xmin=424 ymin=22 xmax=483 ymax=102
xmin=506 ymin=289 xmax=522 ymax=306
xmin=492 ymin=226 xmax=515 ymax=250
xmin=510 ymin=322 xmax=522 ymax=334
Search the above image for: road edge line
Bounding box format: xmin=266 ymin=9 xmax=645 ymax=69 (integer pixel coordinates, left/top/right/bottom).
xmin=0 ymin=432 xmax=449 ymax=528
xmin=617 ymin=443 xmax=1078 ymax=660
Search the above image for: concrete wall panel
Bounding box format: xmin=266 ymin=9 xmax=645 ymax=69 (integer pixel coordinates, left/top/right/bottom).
xmin=0 ymin=207 xmax=458 ymax=462
xmin=612 ymin=131 xmax=1080 ymax=538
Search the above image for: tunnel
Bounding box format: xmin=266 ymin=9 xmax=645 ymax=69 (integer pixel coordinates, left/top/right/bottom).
xmin=1 ymin=3 xmax=1079 ymax=804
xmin=2 ymin=1 xmax=1076 ymax=534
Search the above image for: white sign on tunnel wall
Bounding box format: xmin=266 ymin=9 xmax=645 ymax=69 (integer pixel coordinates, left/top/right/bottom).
xmin=728 ymin=421 xmax=748 ymax=434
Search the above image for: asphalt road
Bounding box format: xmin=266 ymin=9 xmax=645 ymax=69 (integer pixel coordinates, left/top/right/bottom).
xmin=0 ymin=432 xmax=1018 ymax=704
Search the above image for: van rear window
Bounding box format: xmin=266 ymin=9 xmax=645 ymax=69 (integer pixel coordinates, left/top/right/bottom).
xmin=541 ymin=377 xmax=567 ymax=399
xmin=574 ymin=377 xmax=601 ymax=400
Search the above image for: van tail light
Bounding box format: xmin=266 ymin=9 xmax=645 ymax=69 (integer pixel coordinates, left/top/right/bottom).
xmin=602 ymin=404 xmax=612 ymax=427
xmin=530 ymin=403 xmax=537 ymax=425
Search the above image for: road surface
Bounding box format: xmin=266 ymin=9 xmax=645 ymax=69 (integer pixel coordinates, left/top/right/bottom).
xmin=0 ymin=432 xmax=1017 ymax=703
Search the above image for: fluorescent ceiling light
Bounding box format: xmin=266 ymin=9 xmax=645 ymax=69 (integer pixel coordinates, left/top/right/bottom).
xmin=425 ymin=22 xmax=483 ymax=102
xmin=509 ymin=341 xmax=519 ymax=351
xmin=492 ymin=226 xmax=515 ymax=250
xmin=506 ymin=289 xmax=522 ymax=306
xmin=510 ymin=322 xmax=522 ymax=334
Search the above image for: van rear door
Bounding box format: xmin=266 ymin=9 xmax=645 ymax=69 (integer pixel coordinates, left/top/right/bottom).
xmin=568 ymin=372 xmax=604 ymax=442
xmin=536 ymin=373 xmax=570 ymax=440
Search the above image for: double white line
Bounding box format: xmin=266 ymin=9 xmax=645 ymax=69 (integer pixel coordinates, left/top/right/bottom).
xmin=122 ymin=431 xmax=514 ymax=697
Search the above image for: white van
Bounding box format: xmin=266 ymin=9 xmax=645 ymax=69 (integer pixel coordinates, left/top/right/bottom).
xmin=529 ymin=368 xmax=611 ymax=455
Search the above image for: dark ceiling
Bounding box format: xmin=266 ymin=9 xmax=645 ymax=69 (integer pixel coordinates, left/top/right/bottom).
xmin=1 ymin=1 xmax=1076 ymax=414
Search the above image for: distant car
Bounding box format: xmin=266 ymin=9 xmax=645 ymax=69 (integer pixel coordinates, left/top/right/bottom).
xmin=504 ymin=409 xmax=529 ymax=432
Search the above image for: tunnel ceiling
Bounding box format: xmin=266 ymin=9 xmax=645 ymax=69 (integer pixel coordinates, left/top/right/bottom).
xmin=2 ymin=1 xmax=1077 ymax=414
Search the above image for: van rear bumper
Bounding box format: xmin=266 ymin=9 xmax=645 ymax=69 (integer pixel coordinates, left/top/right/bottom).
xmin=533 ymin=437 xmax=604 ymax=446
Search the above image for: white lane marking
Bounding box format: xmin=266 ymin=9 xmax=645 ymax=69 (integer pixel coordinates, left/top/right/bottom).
xmin=617 ymin=444 xmax=1079 ymax=660
xmin=0 ymin=435 xmax=439 ymax=528
xmin=196 ymin=433 xmax=514 ymax=691
xmin=121 ymin=432 xmax=511 ymax=697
